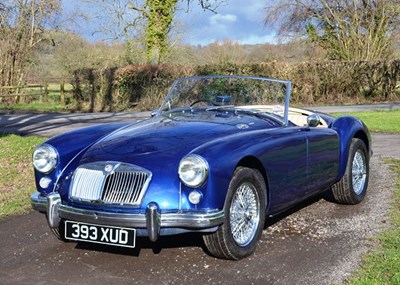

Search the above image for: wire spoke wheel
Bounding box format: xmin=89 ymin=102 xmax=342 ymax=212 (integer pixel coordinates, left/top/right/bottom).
xmin=229 ymin=182 xmax=260 ymax=247
xmin=203 ymin=167 xmax=266 ymax=260
xmin=331 ymin=138 xmax=369 ymax=205
xmin=352 ymin=150 xmax=367 ymax=195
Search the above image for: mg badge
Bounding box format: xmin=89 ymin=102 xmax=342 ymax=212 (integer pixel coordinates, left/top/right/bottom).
xmin=104 ymin=164 xmax=113 ymax=172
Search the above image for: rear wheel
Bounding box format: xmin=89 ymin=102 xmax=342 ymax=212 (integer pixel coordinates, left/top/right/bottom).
xmin=203 ymin=167 xmax=266 ymax=260
xmin=331 ymin=138 xmax=369 ymax=204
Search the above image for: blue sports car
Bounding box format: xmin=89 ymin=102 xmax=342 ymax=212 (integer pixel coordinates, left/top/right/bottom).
xmin=31 ymin=75 xmax=371 ymax=260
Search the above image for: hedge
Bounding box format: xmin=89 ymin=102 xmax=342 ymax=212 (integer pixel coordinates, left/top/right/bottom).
xmin=71 ymin=61 xmax=400 ymax=112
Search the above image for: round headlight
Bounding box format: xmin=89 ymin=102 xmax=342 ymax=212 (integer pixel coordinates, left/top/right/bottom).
xmin=33 ymin=144 xmax=58 ymax=174
xmin=178 ymin=155 xmax=209 ymax=187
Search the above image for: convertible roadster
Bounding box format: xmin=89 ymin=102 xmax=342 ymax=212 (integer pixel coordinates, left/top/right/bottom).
xmin=31 ymin=75 xmax=371 ymax=260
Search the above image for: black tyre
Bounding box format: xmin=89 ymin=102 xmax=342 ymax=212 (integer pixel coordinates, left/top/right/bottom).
xmin=331 ymin=138 xmax=369 ymax=204
xmin=203 ymin=167 xmax=266 ymax=260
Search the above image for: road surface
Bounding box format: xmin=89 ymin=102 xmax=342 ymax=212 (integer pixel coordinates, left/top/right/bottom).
xmin=0 ymin=105 xmax=399 ymax=284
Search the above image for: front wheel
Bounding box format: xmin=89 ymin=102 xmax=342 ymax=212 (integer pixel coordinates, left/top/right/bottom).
xmin=203 ymin=167 xmax=266 ymax=260
xmin=331 ymin=138 xmax=369 ymax=204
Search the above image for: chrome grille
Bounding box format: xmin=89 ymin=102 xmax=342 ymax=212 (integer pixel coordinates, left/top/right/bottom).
xmin=70 ymin=162 xmax=152 ymax=206
xmin=102 ymin=171 xmax=148 ymax=204
xmin=70 ymin=168 xmax=104 ymax=201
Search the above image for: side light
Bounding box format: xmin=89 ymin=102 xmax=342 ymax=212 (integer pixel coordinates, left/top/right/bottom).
xmin=39 ymin=177 xmax=52 ymax=189
xmin=178 ymin=154 xmax=209 ymax=188
xmin=188 ymin=190 xmax=202 ymax=205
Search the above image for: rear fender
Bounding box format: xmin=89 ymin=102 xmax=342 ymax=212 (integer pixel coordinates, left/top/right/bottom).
xmin=331 ymin=116 xmax=371 ymax=179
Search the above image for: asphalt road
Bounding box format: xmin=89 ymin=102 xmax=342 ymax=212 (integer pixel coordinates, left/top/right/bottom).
xmin=0 ymin=103 xmax=399 ymax=137
xmin=0 ymin=105 xmax=399 ymax=285
xmin=0 ymin=111 xmax=150 ymax=137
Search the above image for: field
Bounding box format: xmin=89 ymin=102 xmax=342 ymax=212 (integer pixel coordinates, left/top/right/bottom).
xmin=0 ymin=83 xmax=74 ymax=112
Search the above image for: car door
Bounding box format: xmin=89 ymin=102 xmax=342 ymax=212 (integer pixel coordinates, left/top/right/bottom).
xmin=264 ymin=127 xmax=309 ymax=213
xmin=306 ymin=127 xmax=340 ymax=195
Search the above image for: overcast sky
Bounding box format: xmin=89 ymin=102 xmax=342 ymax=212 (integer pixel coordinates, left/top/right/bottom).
xmin=62 ymin=0 xmax=276 ymax=46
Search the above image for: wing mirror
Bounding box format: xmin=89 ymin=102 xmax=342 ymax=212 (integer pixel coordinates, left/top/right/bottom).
xmin=307 ymin=114 xmax=321 ymax=127
xmin=151 ymin=110 xmax=159 ymax=117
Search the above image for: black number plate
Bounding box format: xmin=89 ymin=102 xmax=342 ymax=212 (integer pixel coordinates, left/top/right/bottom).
xmin=65 ymin=221 xmax=136 ymax=248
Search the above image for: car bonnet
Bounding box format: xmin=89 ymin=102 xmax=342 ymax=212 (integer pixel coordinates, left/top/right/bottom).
xmin=79 ymin=113 xmax=275 ymax=161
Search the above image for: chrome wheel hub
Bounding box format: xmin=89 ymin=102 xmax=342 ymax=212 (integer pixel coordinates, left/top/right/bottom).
xmin=229 ymin=182 xmax=260 ymax=247
xmin=352 ymin=150 xmax=367 ymax=195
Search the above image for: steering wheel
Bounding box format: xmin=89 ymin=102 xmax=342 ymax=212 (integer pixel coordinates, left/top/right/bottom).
xmin=190 ymin=99 xmax=219 ymax=107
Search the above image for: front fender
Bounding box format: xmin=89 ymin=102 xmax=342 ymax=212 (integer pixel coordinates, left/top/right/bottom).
xmin=189 ymin=129 xmax=293 ymax=210
xmin=34 ymin=122 xmax=132 ymax=195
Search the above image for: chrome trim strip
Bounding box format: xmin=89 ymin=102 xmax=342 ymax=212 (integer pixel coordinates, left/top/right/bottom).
xmin=59 ymin=204 xmax=225 ymax=229
xmin=59 ymin=203 xmax=148 ymax=227
xmin=31 ymin=192 xmax=225 ymax=230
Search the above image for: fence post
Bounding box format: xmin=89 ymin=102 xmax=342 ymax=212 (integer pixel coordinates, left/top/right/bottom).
xmin=15 ymin=83 xmax=22 ymax=103
xmin=60 ymin=80 xmax=65 ymax=106
xmin=39 ymin=85 xmax=43 ymax=102
xmin=44 ymin=81 xmax=49 ymax=102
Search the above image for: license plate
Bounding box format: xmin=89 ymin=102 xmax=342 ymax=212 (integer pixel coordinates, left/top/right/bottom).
xmin=65 ymin=221 xmax=136 ymax=248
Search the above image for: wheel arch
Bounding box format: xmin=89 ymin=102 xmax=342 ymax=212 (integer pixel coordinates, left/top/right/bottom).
xmin=332 ymin=116 xmax=372 ymax=179
xmin=236 ymin=156 xmax=269 ymax=209
xmin=354 ymin=130 xmax=371 ymax=157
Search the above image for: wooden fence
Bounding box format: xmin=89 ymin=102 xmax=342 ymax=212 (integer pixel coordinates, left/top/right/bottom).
xmin=0 ymin=82 xmax=69 ymax=105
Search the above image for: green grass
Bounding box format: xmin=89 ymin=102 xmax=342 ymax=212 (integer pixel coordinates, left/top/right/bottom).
xmin=0 ymin=135 xmax=46 ymax=218
xmin=335 ymin=110 xmax=400 ymax=133
xmin=348 ymin=159 xmax=400 ymax=285
xmin=0 ymin=102 xmax=70 ymax=112
xmin=0 ymin=82 xmax=74 ymax=112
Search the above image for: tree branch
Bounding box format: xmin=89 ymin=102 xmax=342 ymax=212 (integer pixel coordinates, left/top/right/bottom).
xmin=127 ymin=4 xmax=149 ymax=18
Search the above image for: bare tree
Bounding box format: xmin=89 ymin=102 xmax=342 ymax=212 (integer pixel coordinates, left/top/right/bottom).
xmin=265 ymin=0 xmax=400 ymax=60
xmin=0 ymin=0 xmax=62 ymax=86
xmin=201 ymin=40 xmax=248 ymax=65
xmin=88 ymin=0 xmax=225 ymax=64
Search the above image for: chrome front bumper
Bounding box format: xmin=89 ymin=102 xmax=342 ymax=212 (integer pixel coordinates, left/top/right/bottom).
xmin=31 ymin=192 xmax=224 ymax=241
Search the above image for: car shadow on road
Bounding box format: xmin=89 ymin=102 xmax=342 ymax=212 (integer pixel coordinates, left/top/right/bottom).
xmin=71 ymin=193 xmax=329 ymax=259
xmin=264 ymin=193 xmax=325 ymax=229
xmin=73 ymin=232 xmax=207 ymax=257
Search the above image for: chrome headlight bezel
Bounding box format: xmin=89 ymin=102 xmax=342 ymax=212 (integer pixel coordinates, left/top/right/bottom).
xmin=178 ymin=154 xmax=209 ymax=188
xmin=33 ymin=144 xmax=58 ymax=174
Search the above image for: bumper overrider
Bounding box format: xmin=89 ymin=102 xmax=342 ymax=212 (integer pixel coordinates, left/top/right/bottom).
xmin=31 ymin=192 xmax=224 ymax=242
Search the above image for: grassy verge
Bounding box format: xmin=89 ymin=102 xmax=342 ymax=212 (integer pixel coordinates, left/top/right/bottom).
xmin=348 ymin=159 xmax=400 ymax=285
xmin=0 ymin=102 xmax=70 ymax=113
xmin=335 ymin=109 xmax=400 ymax=133
xmin=0 ymin=134 xmax=46 ymax=218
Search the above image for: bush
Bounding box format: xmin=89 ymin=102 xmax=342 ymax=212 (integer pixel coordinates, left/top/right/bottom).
xmin=71 ymin=60 xmax=400 ymax=112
